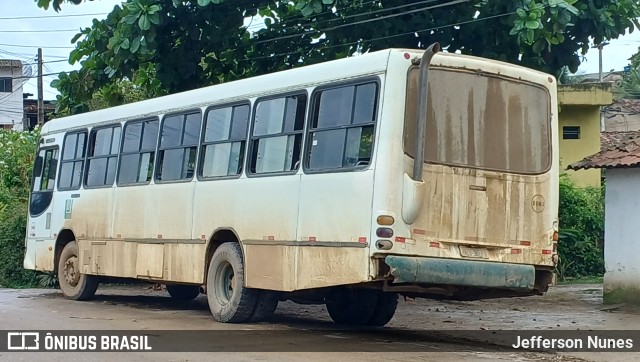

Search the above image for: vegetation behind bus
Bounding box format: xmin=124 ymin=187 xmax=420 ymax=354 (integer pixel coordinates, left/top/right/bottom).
xmin=0 ymin=129 xmax=40 ymax=288
xmin=557 ymin=175 xmax=605 ymax=281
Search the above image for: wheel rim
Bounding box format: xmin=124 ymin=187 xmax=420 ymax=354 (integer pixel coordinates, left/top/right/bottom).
xmin=214 ymin=261 xmax=235 ymax=304
xmin=63 ymin=255 xmax=80 ymax=287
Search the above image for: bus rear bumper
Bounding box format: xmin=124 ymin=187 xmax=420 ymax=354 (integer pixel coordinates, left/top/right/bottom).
xmin=385 ymin=256 xmax=535 ymax=291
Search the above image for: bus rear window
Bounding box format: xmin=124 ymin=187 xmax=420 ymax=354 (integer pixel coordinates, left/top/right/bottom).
xmin=404 ymin=68 xmax=551 ymax=174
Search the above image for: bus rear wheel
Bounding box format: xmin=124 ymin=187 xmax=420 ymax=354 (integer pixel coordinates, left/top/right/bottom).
xmin=57 ymin=241 xmax=99 ymax=301
xmin=326 ymin=288 xmax=398 ymax=326
xmin=166 ymin=284 xmax=200 ymax=301
xmin=206 ymin=242 xmax=257 ymax=323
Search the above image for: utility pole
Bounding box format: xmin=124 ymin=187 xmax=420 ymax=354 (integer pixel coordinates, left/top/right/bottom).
xmin=37 ymin=48 xmax=44 ymax=126
xmin=592 ymin=42 xmax=609 ymax=82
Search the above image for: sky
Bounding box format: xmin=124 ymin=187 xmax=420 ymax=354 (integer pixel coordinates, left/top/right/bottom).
xmin=1 ymin=0 xmax=639 ymax=101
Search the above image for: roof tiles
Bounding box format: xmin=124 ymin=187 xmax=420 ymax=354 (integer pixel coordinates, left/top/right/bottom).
xmin=569 ymin=131 xmax=640 ymax=170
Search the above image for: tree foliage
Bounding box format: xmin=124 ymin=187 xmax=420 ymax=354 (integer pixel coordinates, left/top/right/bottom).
xmin=0 ymin=129 xmax=41 ymax=288
xmin=36 ymin=0 xmax=640 ymax=114
xmin=557 ymin=176 xmax=605 ymax=280
xmin=616 ymin=46 xmax=640 ymax=99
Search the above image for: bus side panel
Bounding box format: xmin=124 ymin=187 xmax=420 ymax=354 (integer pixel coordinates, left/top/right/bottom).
xmin=77 ymin=239 xmax=206 ymax=283
xmin=243 ymin=244 xmax=370 ymax=291
xmin=243 ymin=244 xmax=296 ymax=291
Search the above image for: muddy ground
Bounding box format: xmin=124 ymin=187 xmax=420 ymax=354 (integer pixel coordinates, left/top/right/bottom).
xmin=1 ymin=284 xmax=639 ymax=361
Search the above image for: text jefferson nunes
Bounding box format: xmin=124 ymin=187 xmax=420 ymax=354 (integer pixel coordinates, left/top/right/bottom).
xmin=512 ymin=335 xmax=633 ymax=349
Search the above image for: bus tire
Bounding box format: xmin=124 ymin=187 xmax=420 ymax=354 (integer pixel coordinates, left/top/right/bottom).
xmin=326 ymin=287 xmax=379 ymax=325
xmin=57 ymin=241 xmax=99 ymax=301
xmin=166 ymin=284 xmax=200 ymax=301
xmin=206 ymin=242 xmax=257 ymax=323
xmin=248 ymin=290 xmax=280 ymax=322
xmin=366 ymin=292 xmax=398 ymax=326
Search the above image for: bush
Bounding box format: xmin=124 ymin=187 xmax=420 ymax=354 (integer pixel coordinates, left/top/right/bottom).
xmin=0 ymin=129 xmax=40 ymax=288
xmin=557 ymin=176 xmax=605 ymax=280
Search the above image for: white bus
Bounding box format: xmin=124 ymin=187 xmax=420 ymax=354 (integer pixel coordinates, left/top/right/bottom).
xmin=25 ymin=44 xmax=559 ymax=326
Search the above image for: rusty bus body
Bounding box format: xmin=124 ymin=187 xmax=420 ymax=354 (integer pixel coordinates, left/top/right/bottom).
xmin=25 ymin=47 xmax=558 ymax=325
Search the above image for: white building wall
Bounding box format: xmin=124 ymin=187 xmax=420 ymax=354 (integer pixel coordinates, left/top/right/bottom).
xmin=604 ymin=168 xmax=640 ymax=303
xmin=0 ymin=60 xmax=24 ymax=131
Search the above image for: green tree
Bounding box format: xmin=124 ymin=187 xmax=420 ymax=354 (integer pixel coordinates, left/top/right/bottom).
xmin=557 ymin=176 xmax=605 ymax=280
xmin=37 ymin=0 xmax=640 ymax=114
xmin=0 ymin=129 xmax=41 ymax=287
xmin=616 ymin=46 xmax=640 ymax=99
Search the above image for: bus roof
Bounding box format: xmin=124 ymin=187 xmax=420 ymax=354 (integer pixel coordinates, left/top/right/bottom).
xmin=41 ymin=49 xmax=552 ymax=135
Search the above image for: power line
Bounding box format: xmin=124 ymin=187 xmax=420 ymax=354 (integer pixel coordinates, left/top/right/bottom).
xmin=244 ymin=0 xmax=445 ymax=34
xmin=245 ymin=10 xmax=516 ymax=62
xmin=22 ymin=59 xmax=69 ymax=66
xmin=0 ymin=12 xmax=108 ymax=20
xmin=0 ymin=43 xmax=74 ymax=49
xmin=253 ymin=0 xmax=471 ymax=45
xmin=0 ymin=29 xmax=78 ymax=33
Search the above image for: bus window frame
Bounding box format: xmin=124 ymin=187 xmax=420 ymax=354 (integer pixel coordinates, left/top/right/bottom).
xmin=246 ymin=90 xmax=309 ymax=179
xmin=83 ymin=123 xmax=123 ymax=189
xmin=57 ymin=128 xmax=88 ymax=192
xmin=29 ymin=145 xmax=59 ymax=218
xmin=154 ymin=108 xmax=203 ymax=184
xmin=303 ymin=76 xmax=380 ymax=175
xmin=197 ymin=101 xmax=251 ymax=182
xmin=116 ymin=116 xmax=161 ymax=188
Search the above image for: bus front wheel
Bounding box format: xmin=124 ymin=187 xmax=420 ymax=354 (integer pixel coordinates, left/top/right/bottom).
xmin=206 ymin=242 xmax=257 ymax=323
xmin=57 ymin=241 xmax=99 ymax=301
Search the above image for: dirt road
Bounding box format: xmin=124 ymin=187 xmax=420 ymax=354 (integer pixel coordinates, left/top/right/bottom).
xmin=0 ymin=284 xmax=638 ymax=361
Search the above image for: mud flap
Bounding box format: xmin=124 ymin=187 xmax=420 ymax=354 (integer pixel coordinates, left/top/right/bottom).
xmin=385 ymin=256 xmax=535 ymax=291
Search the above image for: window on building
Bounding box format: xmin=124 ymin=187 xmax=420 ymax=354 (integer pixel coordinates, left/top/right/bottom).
xmin=58 ymin=131 xmax=87 ymax=190
xmin=85 ymin=125 xmax=121 ymax=187
xmin=563 ymin=126 xmax=580 ymax=140
xmin=307 ymin=82 xmax=378 ymax=171
xmin=156 ymin=112 xmax=201 ymax=182
xmin=118 ymin=119 xmax=159 ymax=185
xmin=249 ymin=94 xmax=306 ymax=175
xmin=200 ymin=103 xmax=250 ymax=178
xmin=0 ymin=78 xmax=11 ymax=93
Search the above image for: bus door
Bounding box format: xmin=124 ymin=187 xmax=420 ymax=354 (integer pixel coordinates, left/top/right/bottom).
xmin=28 ymin=146 xmax=59 ymax=254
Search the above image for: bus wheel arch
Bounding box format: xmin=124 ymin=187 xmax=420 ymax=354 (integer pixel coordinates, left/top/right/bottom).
xmin=204 ymin=228 xmax=242 ymax=284
xmin=54 ymin=229 xmax=76 ymax=273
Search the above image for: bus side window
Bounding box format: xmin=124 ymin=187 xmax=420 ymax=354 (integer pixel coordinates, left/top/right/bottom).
xmin=33 ymin=148 xmax=58 ymax=191
xmin=249 ymin=94 xmax=306 ymax=175
xmin=85 ymin=125 xmax=121 ymax=188
xmin=156 ymin=111 xmax=201 ymax=182
xmin=200 ymin=104 xmax=249 ymax=178
xmin=29 ymin=147 xmax=59 ymax=216
xmin=58 ymin=131 xmax=87 ymax=190
xmin=119 ymin=119 xmax=159 ymax=185
xmin=307 ymin=82 xmax=377 ymax=171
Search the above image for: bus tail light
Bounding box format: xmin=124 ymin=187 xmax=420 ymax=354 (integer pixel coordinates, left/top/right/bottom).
xmin=377 ymin=215 xmax=395 ymax=225
xmin=376 ymin=228 xmax=394 ymax=238
xmin=542 ymin=249 xmax=552 ymax=255
xmin=376 ymin=240 xmax=392 ymax=250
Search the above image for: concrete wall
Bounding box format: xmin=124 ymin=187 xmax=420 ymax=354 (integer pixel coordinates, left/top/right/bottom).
xmin=556 ymin=83 xmax=613 ymax=187
xmin=604 ymin=168 xmax=640 ymax=304
xmin=0 ymin=61 xmax=24 ymax=131
xmin=558 ymin=105 xmax=602 ymax=186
